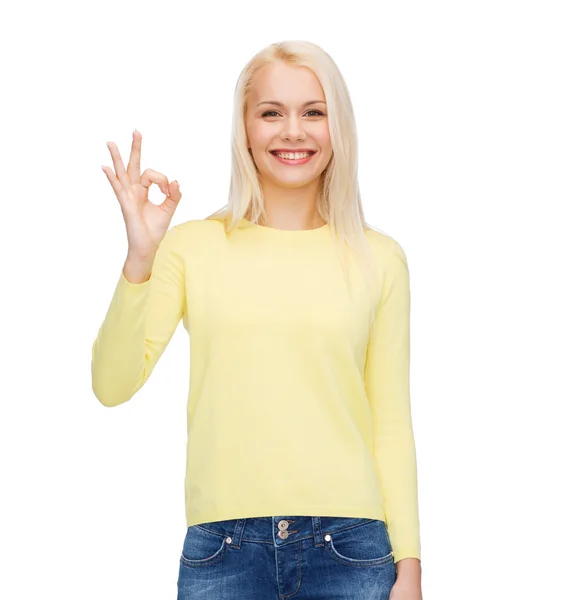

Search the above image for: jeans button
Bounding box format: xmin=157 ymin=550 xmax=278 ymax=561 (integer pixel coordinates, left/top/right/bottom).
xmin=278 ymin=520 xmax=289 ymax=530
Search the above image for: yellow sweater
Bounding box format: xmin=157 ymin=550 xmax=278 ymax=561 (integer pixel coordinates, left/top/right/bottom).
xmin=91 ymin=217 xmax=421 ymax=562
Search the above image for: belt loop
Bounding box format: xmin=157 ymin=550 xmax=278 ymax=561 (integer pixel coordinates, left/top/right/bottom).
xmin=312 ymin=516 xmax=324 ymax=547
xmin=230 ymin=518 xmax=245 ymax=548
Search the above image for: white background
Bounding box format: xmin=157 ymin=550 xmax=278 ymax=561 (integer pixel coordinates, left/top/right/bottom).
xmin=1 ymin=1 xmax=559 ymax=598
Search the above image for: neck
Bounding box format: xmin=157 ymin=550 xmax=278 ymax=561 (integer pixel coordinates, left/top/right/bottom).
xmin=258 ymin=179 xmax=323 ymax=230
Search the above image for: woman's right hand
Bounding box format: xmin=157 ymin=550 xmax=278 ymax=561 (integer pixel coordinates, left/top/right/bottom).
xmin=101 ymin=130 xmax=182 ymax=259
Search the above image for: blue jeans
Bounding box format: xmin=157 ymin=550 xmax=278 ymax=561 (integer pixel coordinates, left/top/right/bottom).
xmin=177 ymin=516 xmax=397 ymax=599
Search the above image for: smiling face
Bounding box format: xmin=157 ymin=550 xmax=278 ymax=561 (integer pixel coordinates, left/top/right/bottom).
xmin=245 ymin=61 xmax=333 ymax=192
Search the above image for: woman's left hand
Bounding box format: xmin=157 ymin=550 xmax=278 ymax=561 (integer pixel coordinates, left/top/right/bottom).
xmin=389 ymin=579 xmax=423 ymax=600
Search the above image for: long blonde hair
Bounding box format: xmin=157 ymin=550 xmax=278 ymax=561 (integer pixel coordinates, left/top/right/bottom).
xmin=206 ymin=40 xmax=385 ymax=327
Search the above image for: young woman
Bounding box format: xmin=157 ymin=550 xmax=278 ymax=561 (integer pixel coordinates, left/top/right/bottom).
xmin=93 ymin=40 xmax=423 ymax=600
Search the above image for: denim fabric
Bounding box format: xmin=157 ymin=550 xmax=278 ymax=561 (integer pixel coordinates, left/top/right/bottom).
xmin=177 ymin=515 xmax=397 ymax=599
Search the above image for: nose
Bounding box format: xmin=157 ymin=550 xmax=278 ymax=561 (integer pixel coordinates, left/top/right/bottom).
xmin=281 ymin=114 xmax=306 ymax=142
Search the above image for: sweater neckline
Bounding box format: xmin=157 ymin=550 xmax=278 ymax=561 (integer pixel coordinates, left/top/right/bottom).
xmin=240 ymin=217 xmax=330 ymax=236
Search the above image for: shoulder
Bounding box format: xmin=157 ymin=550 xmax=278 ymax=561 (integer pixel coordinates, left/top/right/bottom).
xmin=363 ymin=225 xmax=408 ymax=270
xmin=166 ymin=217 xmax=227 ymax=245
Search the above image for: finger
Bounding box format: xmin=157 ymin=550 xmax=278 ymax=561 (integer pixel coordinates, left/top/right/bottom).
xmin=167 ymin=180 xmax=182 ymax=201
xmin=140 ymin=168 xmax=170 ymax=196
xmin=106 ymin=141 xmax=133 ymax=194
xmin=127 ymin=129 xmax=142 ymax=184
xmin=101 ymin=164 xmax=126 ymax=204
xmin=162 ymin=180 xmax=182 ymax=214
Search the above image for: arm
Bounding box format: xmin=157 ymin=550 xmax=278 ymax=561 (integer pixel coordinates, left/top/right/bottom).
xmin=91 ymin=224 xmax=186 ymax=407
xmin=364 ymin=238 xmax=421 ymax=567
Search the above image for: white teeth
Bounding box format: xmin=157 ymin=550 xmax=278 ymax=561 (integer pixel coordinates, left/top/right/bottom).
xmin=273 ymin=151 xmax=313 ymax=159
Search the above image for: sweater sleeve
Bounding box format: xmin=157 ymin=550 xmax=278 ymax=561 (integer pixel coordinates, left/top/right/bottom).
xmin=364 ymin=238 xmax=421 ymax=563
xmin=91 ymin=225 xmax=186 ymax=407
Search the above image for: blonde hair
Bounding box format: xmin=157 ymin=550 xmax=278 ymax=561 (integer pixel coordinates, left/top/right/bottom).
xmin=206 ymin=40 xmax=385 ymax=326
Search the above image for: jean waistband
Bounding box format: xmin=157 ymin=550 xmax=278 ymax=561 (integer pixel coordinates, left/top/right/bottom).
xmin=190 ymin=515 xmax=378 ymax=549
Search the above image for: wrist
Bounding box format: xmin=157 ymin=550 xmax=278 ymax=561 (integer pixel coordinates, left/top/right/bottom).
xmin=123 ymin=255 xmax=154 ymax=284
xmin=395 ymin=557 xmax=421 ymax=581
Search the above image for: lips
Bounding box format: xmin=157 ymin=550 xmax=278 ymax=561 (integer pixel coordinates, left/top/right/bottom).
xmin=269 ymin=150 xmax=317 ymax=155
xmin=270 ymin=151 xmax=317 ymax=166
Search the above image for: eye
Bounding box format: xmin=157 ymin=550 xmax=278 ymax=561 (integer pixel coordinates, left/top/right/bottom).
xmin=261 ymin=110 xmax=325 ymax=118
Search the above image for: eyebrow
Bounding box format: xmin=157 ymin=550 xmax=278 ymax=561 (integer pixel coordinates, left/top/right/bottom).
xmin=256 ymin=100 xmax=327 ymax=107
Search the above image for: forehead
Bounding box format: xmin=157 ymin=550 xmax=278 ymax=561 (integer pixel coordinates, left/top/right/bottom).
xmin=248 ymin=62 xmax=325 ymax=104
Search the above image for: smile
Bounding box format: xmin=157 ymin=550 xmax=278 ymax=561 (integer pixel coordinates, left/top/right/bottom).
xmin=269 ymin=151 xmax=316 ymax=165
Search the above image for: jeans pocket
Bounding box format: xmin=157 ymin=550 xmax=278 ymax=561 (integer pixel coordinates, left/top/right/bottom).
xmin=179 ymin=524 xmax=230 ymax=568
xmin=325 ymin=519 xmax=394 ymax=567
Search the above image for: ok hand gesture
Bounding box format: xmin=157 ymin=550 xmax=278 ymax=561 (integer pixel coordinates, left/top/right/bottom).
xmin=101 ymin=130 xmax=182 ymax=259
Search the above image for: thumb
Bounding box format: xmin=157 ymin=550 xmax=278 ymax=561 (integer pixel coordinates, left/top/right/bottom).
xmin=162 ymin=180 xmax=181 ymax=212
